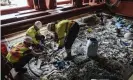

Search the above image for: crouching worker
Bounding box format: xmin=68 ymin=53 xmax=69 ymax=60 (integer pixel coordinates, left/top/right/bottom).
xmin=26 ymin=21 xmax=45 ymax=50
xmin=6 ymin=36 xmax=33 ymax=73
xmin=47 ymin=20 xmax=80 ymax=60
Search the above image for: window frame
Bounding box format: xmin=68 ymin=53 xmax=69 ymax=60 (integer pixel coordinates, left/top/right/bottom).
xmin=57 ymin=0 xmax=72 ymax=5
xmin=1 ymin=0 xmax=72 ymax=15
xmin=1 ymin=0 xmax=34 ymax=15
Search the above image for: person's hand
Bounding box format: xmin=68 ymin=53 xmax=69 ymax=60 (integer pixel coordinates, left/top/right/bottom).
xmin=35 ymin=35 xmax=41 ymax=40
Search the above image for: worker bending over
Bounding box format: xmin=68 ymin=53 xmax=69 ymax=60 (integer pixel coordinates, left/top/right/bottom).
xmin=47 ymin=20 xmax=80 ymax=60
xmin=26 ymin=21 xmax=45 ymax=50
xmin=6 ymin=36 xmax=33 ymax=73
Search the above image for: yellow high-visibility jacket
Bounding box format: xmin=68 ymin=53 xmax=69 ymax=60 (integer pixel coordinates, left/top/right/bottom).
xmin=26 ymin=26 xmax=41 ymax=44
xmin=6 ymin=42 xmax=29 ymax=63
xmin=55 ymin=20 xmax=74 ymax=47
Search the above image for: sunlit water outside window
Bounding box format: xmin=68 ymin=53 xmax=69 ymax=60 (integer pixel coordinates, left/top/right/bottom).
xmin=0 ymin=0 xmax=70 ymax=10
xmin=0 ymin=0 xmax=28 ymax=10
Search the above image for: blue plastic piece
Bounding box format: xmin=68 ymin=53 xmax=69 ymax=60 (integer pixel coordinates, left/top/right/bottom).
xmin=120 ymin=40 xmax=130 ymax=46
xmin=53 ymin=60 xmax=66 ymax=70
xmin=124 ymin=24 xmax=133 ymax=32
xmin=115 ymin=22 xmax=123 ymax=29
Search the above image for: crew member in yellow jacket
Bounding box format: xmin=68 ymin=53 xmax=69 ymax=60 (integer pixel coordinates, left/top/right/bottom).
xmin=47 ymin=20 xmax=80 ymax=60
xmin=26 ymin=21 xmax=45 ymax=50
xmin=6 ymin=36 xmax=33 ymax=73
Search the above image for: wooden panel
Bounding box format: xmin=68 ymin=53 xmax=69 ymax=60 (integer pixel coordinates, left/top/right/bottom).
xmin=1 ymin=4 xmax=106 ymax=36
xmin=1 ymin=12 xmax=50 ymax=24
xmin=111 ymin=0 xmax=133 ymax=17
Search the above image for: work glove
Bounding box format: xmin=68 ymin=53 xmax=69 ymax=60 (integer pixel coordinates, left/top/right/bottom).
xmin=35 ymin=34 xmax=42 ymax=40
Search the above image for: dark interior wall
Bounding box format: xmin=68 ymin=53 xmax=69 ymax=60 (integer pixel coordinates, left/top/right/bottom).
xmin=83 ymin=0 xmax=89 ymax=3
xmin=88 ymin=0 xmax=133 ymax=17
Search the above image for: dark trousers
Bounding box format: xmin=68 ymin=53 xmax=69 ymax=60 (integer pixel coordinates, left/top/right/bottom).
xmin=1 ymin=55 xmax=13 ymax=80
xmin=13 ymin=54 xmax=33 ymax=72
xmin=64 ymin=22 xmax=80 ymax=53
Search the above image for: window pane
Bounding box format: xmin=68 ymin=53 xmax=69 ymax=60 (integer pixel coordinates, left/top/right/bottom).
xmin=57 ymin=0 xmax=70 ymax=2
xmin=1 ymin=0 xmax=28 ymax=10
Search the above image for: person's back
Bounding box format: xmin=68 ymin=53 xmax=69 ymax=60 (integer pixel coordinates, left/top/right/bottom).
xmin=26 ymin=21 xmax=45 ymax=51
xmin=6 ymin=36 xmax=33 ymax=73
xmin=6 ymin=42 xmax=29 ymax=63
xmin=26 ymin=26 xmax=40 ymax=44
xmin=47 ymin=20 xmax=80 ymax=60
xmin=55 ymin=20 xmax=74 ymax=47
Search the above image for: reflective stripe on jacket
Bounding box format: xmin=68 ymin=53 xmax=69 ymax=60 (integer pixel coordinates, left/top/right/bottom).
xmin=26 ymin=26 xmax=40 ymax=44
xmin=55 ymin=20 xmax=74 ymax=47
xmin=6 ymin=43 xmax=29 ymax=63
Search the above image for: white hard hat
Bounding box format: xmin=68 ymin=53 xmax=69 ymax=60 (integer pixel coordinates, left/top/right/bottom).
xmin=24 ymin=36 xmax=33 ymax=44
xmin=124 ymin=32 xmax=133 ymax=40
xmin=47 ymin=22 xmax=55 ymax=31
xmin=34 ymin=21 xmax=42 ymax=28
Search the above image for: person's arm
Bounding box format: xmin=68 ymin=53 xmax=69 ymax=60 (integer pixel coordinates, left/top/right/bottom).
xmin=53 ymin=32 xmax=59 ymax=42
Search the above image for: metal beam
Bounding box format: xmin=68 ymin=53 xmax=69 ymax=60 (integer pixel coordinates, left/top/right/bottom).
xmin=1 ymin=4 xmax=106 ymax=36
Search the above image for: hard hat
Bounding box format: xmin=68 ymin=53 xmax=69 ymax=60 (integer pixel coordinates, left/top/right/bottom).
xmin=34 ymin=21 xmax=42 ymax=28
xmin=47 ymin=22 xmax=56 ymax=32
xmin=124 ymin=32 xmax=133 ymax=40
xmin=24 ymin=36 xmax=33 ymax=44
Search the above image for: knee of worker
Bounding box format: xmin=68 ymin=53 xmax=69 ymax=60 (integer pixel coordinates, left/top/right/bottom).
xmin=14 ymin=54 xmax=33 ymax=67
xmin=26 ymin=53 xmax=34 ymax=58
xmin=22 ymin=54 xmax=33 ymax=62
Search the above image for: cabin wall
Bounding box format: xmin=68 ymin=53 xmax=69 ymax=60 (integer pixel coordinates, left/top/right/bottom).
xmin=88 ymin=0 xmax=133 ymax=17
xmin=111 ymin=0 xmax=133 ymax=17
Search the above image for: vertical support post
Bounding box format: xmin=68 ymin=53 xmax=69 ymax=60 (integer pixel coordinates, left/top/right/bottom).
xmin=33 ymin=0 xmax=47 ymax=10
xmin=46 ymin=0 xmax=57 ymax=9
xmin=72 ymin=0 xmax=83 ymax=7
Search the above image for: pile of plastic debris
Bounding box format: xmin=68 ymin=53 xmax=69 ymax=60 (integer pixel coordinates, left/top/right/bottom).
xmin=26 ymin=14 xmax=133 ymax=80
